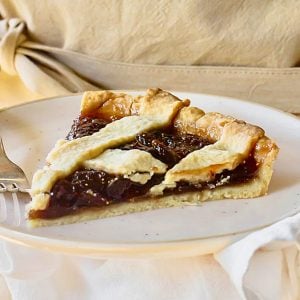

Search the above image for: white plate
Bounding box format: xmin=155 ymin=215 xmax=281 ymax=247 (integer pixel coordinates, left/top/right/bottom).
xmin=0 ymin=92 xmax=299 ymax=258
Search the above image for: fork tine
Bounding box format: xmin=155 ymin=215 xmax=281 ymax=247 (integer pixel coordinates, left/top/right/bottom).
xmin=0 ymin=183 xmax=7 ymax=192
xmin=0 ymin=193 xmax=7 ymax=222
xmin=0 ymin=137 xmax=30 ymax=225
xmin=12 ymin=192 xmax=21 ymax=226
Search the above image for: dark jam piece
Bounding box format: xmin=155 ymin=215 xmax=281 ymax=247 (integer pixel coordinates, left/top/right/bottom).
xmin=66 ymin=116 xmax=109 ymax=140
xmin=219 ymin=153 xmax=258 ymax=184
xmin=121 ymin=132 xmax=210 ymax=168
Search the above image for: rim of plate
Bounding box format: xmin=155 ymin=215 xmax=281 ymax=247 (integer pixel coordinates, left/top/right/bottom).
xmin=0 ymin=210 xmax=298 ymax=257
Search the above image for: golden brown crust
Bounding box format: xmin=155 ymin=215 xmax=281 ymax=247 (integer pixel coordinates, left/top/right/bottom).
xmin=81 ymin=91 xmax=134 ymax=120
xmin=28 ymin=88 xmax=279 ymax=227
xmin=81 ymin=88 xmax=190 ymax=121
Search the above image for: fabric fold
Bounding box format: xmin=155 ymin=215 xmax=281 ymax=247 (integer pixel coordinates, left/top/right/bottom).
xmin=0 ymin=18 xmax=25 ymax=75
xmin=0 ymin=18 xmax=99 ymax=97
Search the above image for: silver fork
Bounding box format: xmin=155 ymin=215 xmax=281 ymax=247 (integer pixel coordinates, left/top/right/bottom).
xmin=0 ymin=136 xmax=30 ymax=225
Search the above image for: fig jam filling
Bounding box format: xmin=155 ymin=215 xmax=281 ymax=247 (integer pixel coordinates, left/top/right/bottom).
xmin=29 ymin=171 xmax=165 ymax=219
xmin=121 ymin=131 xmax=211 ymax=168
xmin=29 ymin=116 xmax=259 ymax=219
xmin=66 ymin=116 xmax=109 ymax=140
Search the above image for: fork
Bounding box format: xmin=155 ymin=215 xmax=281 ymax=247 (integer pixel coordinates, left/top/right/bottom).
xmin=0 ymin=136 xmax=30 ymax=225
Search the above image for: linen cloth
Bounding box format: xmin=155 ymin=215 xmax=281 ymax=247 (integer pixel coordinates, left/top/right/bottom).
xmin=2 ymin=0 xmax=300 ymax=67
xmin=1 ymin=1 xmax=300 ymax=113
xmin=0 ymin=213 xmax=298 ymax=300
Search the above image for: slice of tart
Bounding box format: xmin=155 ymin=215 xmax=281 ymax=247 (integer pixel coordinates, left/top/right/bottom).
xmin=27 ymin=89 xmax=279 ymax=227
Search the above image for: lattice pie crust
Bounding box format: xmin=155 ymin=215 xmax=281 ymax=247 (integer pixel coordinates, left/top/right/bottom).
xmin=27 ymin=89 xmax=279 ymax=227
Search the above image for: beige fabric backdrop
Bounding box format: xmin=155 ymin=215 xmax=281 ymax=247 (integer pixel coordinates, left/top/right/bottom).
xmin=0 ymin=0 xmax=300 ymax=112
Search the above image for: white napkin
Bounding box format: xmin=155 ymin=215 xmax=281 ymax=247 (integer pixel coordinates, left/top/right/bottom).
xmin=0 ymin=213 xmax=299 ymax=300
xmin=215 ymin=213 xmax=300 ymax=300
